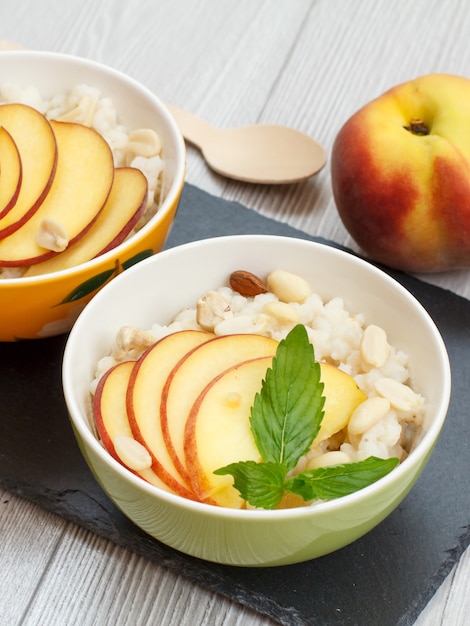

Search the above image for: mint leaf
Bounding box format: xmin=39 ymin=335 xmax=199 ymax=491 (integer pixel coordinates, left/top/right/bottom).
xmin=284 ymin=456 xmax=400 ymax=501
xmin=214 ymin=461 xmax=286 ymax=509
xmin=250 ymin=324 xmax=324 ymax=471
xmin=214 ymin=323 xmax=401 ymax=510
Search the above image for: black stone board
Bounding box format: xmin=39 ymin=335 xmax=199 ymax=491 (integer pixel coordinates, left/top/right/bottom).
xmin=1 ymin=183 xmax=469 ymax=626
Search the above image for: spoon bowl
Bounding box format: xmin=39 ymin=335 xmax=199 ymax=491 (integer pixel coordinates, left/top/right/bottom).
xmin=166 ymin=103 xmax=326 ymax=184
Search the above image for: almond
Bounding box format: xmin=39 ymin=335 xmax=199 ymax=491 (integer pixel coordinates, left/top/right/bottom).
xmin=229 ymin=270 xmax=267 ymax=297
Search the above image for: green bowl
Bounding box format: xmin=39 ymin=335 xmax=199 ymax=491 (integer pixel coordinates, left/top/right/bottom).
xmin=63 ymin=235 xmax=451 ymax=566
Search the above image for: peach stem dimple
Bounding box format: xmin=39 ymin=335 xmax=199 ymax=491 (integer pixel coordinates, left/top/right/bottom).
xmin=403 ymin=119 xmax=429 ymax=135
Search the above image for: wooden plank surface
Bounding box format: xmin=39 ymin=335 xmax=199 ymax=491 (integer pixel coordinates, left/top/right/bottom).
xmin=1 ymin=0 xmax=469 ymax=624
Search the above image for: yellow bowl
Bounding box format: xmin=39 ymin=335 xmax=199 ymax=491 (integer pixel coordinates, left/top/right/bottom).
xmin=0 ymin=51 xmax=185 ymax=341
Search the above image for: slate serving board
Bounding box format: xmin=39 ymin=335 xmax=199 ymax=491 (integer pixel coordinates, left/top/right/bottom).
xmin=1 ymin=183 xmax=469 ymax=626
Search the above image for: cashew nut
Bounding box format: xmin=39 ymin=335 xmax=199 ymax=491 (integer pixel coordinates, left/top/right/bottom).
xmin=307 ymin=451 xmax=352 ymax=470
xmin=127 ymin=128 xmax=162 ymax=158
xmin=360 ymin=324 xmax=390 ymax=368
xmin=196 ymin=290 xmax=233 ymax=331
xmin=374 ymin=377 xmax=424 ymax=412
xmin=267 ymin=269 xmax=312 ymax=303
xmin=263 ymin=301 xmax=300 ymax=326
xmin=113 ymin=434 xmax=152 ymax=471
xmin=111 ymin=325 xmax=156 ymax=361
xmin=214 ymin=313 xmax=269 ymax=336
xmin=347 ymin=396 xmax=391 ymax=436
xmin=35 ymin=218 xmax=69 ymax=252
xmin=56 ymin=94 xmax=98 ymax=127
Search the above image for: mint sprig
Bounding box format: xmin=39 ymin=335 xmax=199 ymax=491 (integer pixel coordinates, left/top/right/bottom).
xmin=214 ymin=324 xmax=399 ymax=510
xmin=284 ymin=456 xmax=399 ymax=501
xmin=250 ymin=323 xmax=325 ymax=469
xmin=218 ymin=460 xmax=286 ymax=510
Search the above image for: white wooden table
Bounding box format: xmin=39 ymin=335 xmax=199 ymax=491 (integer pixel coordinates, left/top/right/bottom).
xmin=1 ymin=0 xmax=469 ymax=623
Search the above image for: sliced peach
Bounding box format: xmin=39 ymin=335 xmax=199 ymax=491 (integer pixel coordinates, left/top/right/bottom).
xmin=93 ymin=360 xmax=180 ymax=495
xmin=0 ymin=126 xmax=22 ymax=219
xmin=23 ymin=167 xmax=147 ymax=276
xmin=161 ymin=334 xmax=278 ymax=486
xmin=312 ymin=363 xmax=367 ymax=445
xmin=0 ymin=119 xmax=114 ymax=266
xmin=0 ymin=103 xmax=57 ymax=237
xmin=127 ymin=330 xmax=213 ymax=498
xmin=185 ymin=356 xmax=272 ymax=508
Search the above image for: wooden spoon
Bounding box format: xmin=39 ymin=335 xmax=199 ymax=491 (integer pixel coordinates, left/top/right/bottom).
xmin=165 ymin=103 xmax=326 ymax=184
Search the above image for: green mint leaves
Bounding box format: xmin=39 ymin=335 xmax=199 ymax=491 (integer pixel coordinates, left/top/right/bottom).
xmin=249 ymin=323 xmax=325 ymax=469
xmin=218 ymin=460 xmax=287 ymax=511
xmin=284 ymin=456 xmax=399 ymax=502
xmin=214 ymin=324 xmax=399 ymax=510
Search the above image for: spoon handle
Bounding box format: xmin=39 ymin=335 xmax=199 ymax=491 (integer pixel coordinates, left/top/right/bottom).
xmin=164 ymin=103 xmax=216 ymax=149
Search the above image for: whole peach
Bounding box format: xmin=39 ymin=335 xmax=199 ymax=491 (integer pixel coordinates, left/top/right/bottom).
xmin=331 ymin=73 xmax=470 ymax=272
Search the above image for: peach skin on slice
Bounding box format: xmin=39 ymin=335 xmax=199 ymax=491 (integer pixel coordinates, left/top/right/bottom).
xmin=0 ymin=125 xmax=22 ymax=219
xmin=0 ymin=103 xmax=57 ymax=235
xmin=23 ymin=167 xmax=148 ymax=276
xmin=184 ymin=356 xmax=272 ymax=508
xmin=93 ymin=360 xmax=182 ymax=495
xmin=0 ymin=119 xmax=114 ymax=266
xmin=127 ymin=330 xmax=213 ymax=499
xmin=160 ymin=333 xmax=278 ymax=487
